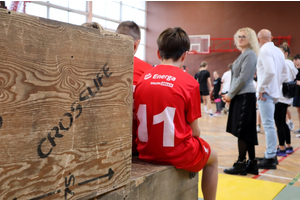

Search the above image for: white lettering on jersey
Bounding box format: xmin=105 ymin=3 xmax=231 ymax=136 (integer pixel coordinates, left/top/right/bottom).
xmin=153 ymin=74 xmax=176 ymax=81
xmin=203 ymin=146 xmax=209 ymax=154
xmin=150 ymin=82 xmax=174 ymax=88
xmin=144 ymin=73 xmax=152 ymax=80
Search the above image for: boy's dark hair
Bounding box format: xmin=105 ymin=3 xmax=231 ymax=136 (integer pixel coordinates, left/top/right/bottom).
xmin=156 ymin=27 xmax=190 ymax=61
xmin=293 ymin=54 xmax=300 ymax=60
xmin=116 ymin=21 xmax=140 ymax=41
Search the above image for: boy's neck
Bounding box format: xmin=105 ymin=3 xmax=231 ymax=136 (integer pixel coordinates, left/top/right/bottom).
xmin=160 ymin=59 xmax=182 ymax=69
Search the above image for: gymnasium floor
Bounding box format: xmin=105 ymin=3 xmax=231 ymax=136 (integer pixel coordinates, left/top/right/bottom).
xmin=197 ymin=105 xmax=300 ymax=200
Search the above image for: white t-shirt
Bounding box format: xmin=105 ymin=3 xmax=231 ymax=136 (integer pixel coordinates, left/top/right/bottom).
xmin=221 ymin=70 xmax=231 ymax=93
xmin=256 ymin=42 xmax=287 ymax=100
xmin=278 ymin=59 xmax=298 ymax=105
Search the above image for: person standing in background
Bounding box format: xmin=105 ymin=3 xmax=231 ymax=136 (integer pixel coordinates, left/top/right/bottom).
xmin=194 ymin=61 xmax=213 ymax=116
xmin=222 ymin=27 xmax=259 ymax=175
xmin=275 ymin=43 xmax=298 ymax=156
xmin=256 ymin=29 xmax=287 ymax=169
xmin=212 ymin=71 xmax=222 ymax=115
xmin=220 ymin=64 xmax=232 ymax=114
xmin=292 ymin=54 xmax=300 ymax=134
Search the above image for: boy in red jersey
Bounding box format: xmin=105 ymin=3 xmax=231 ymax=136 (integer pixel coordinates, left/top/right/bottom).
xmin=116 ymin=21 xmax=153 ymax=155
xmin=134 ymin=27 xmax=218 ymax=200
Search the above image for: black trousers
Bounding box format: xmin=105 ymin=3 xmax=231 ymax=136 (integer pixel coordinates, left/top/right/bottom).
xmin=274 ymin=102 xmax=291 ymax=146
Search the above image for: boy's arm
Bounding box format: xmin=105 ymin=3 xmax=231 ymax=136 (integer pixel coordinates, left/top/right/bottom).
xmin=189 ymin=118 xmax=200 ymax=137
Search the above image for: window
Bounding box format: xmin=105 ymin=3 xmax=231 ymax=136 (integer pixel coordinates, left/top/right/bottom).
xmin=92 ymin=1 xmax=147 ymax=60
xmin=5 ymin=1 xmax=147 ymax=61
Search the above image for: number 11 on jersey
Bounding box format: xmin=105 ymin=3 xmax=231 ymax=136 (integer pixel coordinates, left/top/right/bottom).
xmin=136 ymin=105 xmax=176 ymax=147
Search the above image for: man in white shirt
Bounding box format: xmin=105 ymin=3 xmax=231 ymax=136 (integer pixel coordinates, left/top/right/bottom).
xmin=256 ymin=29 xmax=287 ymax=169
xmin=220 ymin=63 xmax=232 ymax=113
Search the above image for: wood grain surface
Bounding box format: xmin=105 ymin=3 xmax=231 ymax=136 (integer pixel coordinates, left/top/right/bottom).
xmin=0 ymin=8 xmax=133 ymax=200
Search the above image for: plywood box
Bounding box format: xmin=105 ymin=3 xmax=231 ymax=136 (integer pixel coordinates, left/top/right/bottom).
xmin=0 ymin=8 xmax=133 ymax=200
xmin=95 ymin=158 xmax=199 ymax=200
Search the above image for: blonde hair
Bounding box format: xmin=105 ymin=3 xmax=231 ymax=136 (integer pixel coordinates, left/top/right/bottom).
xmin=234 ymin=27 xmax=259 ymax=56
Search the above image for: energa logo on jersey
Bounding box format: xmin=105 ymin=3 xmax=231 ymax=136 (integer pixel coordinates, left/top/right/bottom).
xmin=144 ymin=73 xmax=176 ymax=82
xmin=144 ymin=73 xmax=152 ymax=80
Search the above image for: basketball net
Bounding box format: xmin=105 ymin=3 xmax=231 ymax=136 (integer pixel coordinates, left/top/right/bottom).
xmin=10 ymin=1 xmax=31 ymax=13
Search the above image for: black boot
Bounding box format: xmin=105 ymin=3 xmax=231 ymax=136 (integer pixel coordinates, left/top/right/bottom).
xmin=257 ymin=156 xmax=277 ymax=169
xmin=246 ymin=159 xmax=258 ymax=175
xmin=223 ymin=160 xmax=247 ymax=175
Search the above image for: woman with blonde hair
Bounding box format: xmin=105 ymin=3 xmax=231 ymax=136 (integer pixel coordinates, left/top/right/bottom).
xmin=194 ymin=61 xmax=213 ymax=116
xmin=222 ymin=27 xmax=259 ymax=175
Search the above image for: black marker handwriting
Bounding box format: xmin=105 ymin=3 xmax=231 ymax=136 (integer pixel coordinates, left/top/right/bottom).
xmin=37 ymin=63 xmax=112 ymax=158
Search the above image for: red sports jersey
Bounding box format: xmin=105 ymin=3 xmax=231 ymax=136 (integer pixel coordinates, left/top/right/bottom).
xmin=133 ymin=56 xmax=153 ymax=86
xmin=135 ymin=64 xmax=211 ymax=172
xmin=132 ymin=56 xmax=153 ymax=154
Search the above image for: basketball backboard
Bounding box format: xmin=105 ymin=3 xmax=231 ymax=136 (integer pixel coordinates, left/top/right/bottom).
xmin=188 ymin=35 xmax=210 ymax=54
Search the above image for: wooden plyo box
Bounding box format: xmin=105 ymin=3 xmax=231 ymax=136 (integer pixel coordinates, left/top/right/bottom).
xmin=95 ymin=158 xmax=199 ymax=200
xmin=0 ymin=9 xmax=133 ymax=200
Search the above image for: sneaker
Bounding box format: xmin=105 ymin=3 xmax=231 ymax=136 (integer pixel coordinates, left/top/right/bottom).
xmin=276 ymin=147 xmax=280 ymax=153
xmin=257 ymin=157 xmax=277 ymax=169
xmin=276 ymin=149 xmax=287 ymax=157
xmin=209 ymin=113 xmax=214 ymax=117
xmin=213 ymin=111 xmax=221 ymax=116
xmin=296 ymin=134 xmax=300 ymax=138
xmin=257 ymin=156 xmax=278 ymax=165
xmin=256 ymin=125 xmax=261 ymax=133
xmin=288 ymin=121 xmax=295 ymax=130
xmin=293 ymin=128 xmax=300 ymax=133
xmin=286 ymin=147 xmax=294 ymax=154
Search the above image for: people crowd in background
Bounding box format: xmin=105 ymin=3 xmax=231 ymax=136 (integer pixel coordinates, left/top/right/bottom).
xmin=79 ymin=19 xmax=300 ymax=197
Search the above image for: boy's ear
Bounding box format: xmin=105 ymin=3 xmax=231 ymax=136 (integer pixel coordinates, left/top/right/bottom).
xmin=157 ymin=50 xmax=162 ymax=60
xmin=181 ymin=51 xmax=188 ymax=62
xmin=134 ymin=39 xmax=140 ymax=54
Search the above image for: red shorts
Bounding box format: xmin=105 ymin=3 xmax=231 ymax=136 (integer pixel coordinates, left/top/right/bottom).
xmin=180 ymin=137 xmax=211 ymax=172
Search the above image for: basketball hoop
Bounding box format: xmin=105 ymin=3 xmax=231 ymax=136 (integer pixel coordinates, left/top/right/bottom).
xmin=188 ymin=35 xmax=210 ymax=55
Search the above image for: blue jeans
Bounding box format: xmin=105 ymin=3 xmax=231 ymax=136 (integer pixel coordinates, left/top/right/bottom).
xmin=257 ymin=93 xmax=277 ymax=158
